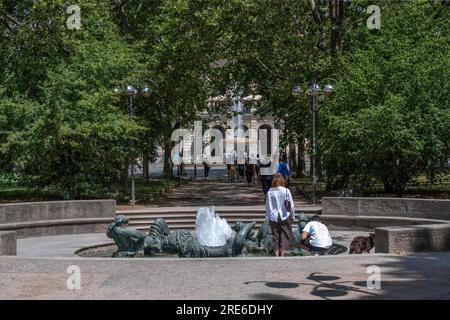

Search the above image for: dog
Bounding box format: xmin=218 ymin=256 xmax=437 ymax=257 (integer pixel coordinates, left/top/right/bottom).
xmin=349 ymin=233 xmax=375 ymax=254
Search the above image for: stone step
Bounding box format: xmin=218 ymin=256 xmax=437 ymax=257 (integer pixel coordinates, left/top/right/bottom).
xmin=124 ymin=213 xmax=268 ymax=220
xmin=128 ymin=218 xmax=264 ymax=228
xmin=127 ymin=216 xmax=267 ymax=231
xmin=128 ymin=215 xmax=268 ymax=221
xmin=118 ymin=206 xmax=321 ymax=233
xmin=133 ymin=224 xmax=196 ymax=231
xmin=125 ymin=215 xmax=279 ymax=231
xmin=131 ymin=223 xmax=265 ymax=232
xmin=117 ymin=206 xmax=321 ymax=215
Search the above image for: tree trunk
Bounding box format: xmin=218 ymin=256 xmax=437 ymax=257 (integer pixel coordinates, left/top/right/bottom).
xmin=395 ymin=188 xmax=404 ymax=198
xmin=309 ymin=0 xmax=326 ymax=50
xmin=114 ymin=0 xmax=130 ymax=31
xmin=296 ymin=139 xmax=305 ymax=177
xmin=289 ymin=143 xmax=297 ymax=174
xmin=317 ymin=153 xmax=323 ymax=180
xmin=163 ymin=142 xmax=173 ymax=178
xmin=143 ymin=153 xmax=149 ymax=182
xmin=119 ymin=162 xmax=129 ymax=192
xmin=383 ymin=181 xmax=394 ymax=194
xmin=393 ymin=179 xmax=407 ymax=198
xmin=329 ymin=0 xmax=345 ymax=56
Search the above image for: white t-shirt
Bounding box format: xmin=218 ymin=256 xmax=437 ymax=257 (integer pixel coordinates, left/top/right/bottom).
xmin=302 ymin=221 xmax=332 ymax=249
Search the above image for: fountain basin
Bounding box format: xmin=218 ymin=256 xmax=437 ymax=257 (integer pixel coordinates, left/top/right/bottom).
xmin=73 ymin=213 xmax=450 ymax=258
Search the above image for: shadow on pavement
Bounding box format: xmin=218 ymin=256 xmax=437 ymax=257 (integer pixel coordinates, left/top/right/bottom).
xmin=252 ymin=293 xmax=297 ymax=300
xmin=265 ymin=282 xmax=299 ymax=289
xmin=244 ymin=272 xmax=379 ymax=300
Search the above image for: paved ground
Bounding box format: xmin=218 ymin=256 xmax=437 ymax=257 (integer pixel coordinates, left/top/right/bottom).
xmin=119 ymin=179 xmax=309 ymax=208
xmin=17 ymin=234 xmax=112 ymax=258
xmin=16 ymin=231 xmax=368 ymax=258
xmin=1 ymin=253 xmax=450 ymax=299
xmin=4 ymin=175 xmax=448 ymax=300
xmin=152 ymin=180 xmax=272 ymax=207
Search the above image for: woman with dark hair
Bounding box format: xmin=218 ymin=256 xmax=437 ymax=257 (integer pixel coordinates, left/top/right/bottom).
xmin=265 ymin=173 xmax=295 ymax=257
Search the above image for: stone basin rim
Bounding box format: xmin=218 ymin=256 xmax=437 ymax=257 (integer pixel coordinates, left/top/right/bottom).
xmin=76 ymin=215 xmax=450 ymax=258
xmin=10 ymin=252 xmax=400 ymax=262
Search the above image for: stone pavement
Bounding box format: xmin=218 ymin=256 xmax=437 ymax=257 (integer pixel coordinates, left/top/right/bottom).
xmin=120 ymin=179 xmax=309 ymax=208
xmin=15 ymin=231 xmax=367 ymax=258
xmin=5 ymin=172 xmax=448 ymax=300
xmin=1 ymin=252 xmax=450 ymax=299
xmin=17 ymin=234 xmax=111 ymax=258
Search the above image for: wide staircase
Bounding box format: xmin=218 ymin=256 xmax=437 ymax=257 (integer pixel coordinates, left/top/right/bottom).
xmin=116 ymin=178 xmax=320 ymax=232
xmin=117 ymin=205 xmax=322 ymax=232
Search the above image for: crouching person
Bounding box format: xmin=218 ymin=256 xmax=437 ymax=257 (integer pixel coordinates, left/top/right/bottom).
xmin=301 ymin=215 xmax=332 ymax=254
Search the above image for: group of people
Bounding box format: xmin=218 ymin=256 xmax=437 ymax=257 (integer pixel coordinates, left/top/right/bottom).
xmin=227 ymin=158 xmax=259 ymax=186
xmin=203 ymin=157 xmax=258 ymax=186
xmin=225 ymin=153 xmax=292 ymax=189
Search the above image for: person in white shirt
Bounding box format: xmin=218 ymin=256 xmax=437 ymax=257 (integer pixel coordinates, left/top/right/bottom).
xmin=301 ymin=215 xmax=333 ymax=253
xmin=265 ymin=173 xmax=295 ymax=257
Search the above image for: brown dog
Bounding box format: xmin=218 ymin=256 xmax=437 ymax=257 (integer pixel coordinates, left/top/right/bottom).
xmin=349 ymin=233 xmax=375 ymax=254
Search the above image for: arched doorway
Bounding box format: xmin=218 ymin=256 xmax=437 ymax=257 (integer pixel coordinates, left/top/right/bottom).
xmin=210 ymin=125 xmax=226 ymax=160
xmin=234 ymin=124 xmax=249 ymax=159
xmin=258 ymin=124 xmax=273 ymax=156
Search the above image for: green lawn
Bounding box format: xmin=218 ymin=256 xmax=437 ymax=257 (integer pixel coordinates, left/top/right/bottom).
xmin=113 ymin=177 xmax=183 ymax=205
xmin=0 ymin=177 xmax=183 ymax=205
xmin=0 ymin=179 xmax=62 ymax=203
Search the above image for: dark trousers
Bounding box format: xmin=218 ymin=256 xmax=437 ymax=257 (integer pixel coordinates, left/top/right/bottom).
xmin=204 ymin=166 xmax=210 ymax=177
xmin=261 ymin=175 xmax=273 ymax=198
xmin=304 ymin=237 xmax=328 ymax=254
xmin=245 ymin=171 xmax=253 ymax=184
xmin=270 ymin=218 xmax=292 ymax=252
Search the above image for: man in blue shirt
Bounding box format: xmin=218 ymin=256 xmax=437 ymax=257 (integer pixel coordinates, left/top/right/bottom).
xmin=277 ymin=154 xmax=292 ymax=188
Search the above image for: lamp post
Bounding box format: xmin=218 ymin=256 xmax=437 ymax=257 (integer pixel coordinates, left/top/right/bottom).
xmin=115 ymin=82 xmax=156 ymax=207
xmin=292 ymin=79 xmax=336 ymax=205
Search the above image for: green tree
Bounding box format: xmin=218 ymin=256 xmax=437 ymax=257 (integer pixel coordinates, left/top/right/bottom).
xmin=0 ymin=1 xmax=147 ymax=197
xmin=320 ymin=0 xmax=450 ymax=195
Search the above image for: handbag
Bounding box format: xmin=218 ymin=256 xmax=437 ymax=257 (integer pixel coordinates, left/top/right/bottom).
xmin=284 ymin=189 xmax=291 ymax=212
xmin=284 ymin=188 xmax=295 ymax=246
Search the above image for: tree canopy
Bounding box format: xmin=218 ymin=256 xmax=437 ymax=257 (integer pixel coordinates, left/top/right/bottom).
xmin=0 ymin=0 xmax=448 ymax=197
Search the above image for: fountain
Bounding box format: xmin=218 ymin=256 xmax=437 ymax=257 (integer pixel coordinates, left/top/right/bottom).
xmin=104 ymin=207 xmax=348 ymax=258
xmin=232 ymin=93 xmax=247 ymax=163
xmin=195 ymin=207 xmax=235 ymax=246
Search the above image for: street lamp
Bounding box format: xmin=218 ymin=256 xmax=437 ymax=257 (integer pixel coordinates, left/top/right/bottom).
xmin=292 ymin=86 xmax=303 ymax=97
xmin=292 ymin=79 xmax=337 ymax=205
xmin=323 ymin=84 xmax=334 ymax=96
xmin=115 ymin=82 xmax=157 ymax=207
xmin=141 ymin=86 xmax=152 ymax=98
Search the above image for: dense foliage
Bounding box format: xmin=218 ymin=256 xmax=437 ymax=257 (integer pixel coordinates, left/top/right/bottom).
xmin=320 ymin=0 xmax=450 ymax=195
xmin=0 ymin=0 xmax=448 ymax=198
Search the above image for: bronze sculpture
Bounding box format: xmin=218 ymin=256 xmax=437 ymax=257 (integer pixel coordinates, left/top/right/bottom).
xmin=107 ymin=215 xmax=146 ymax=257
xmin=107 ymin=212 xmax=347 ymax=257
xmin=107 ymin=216 xmax=255 ymax=257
